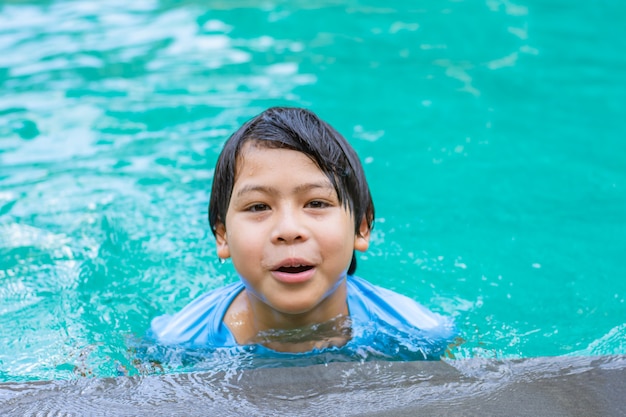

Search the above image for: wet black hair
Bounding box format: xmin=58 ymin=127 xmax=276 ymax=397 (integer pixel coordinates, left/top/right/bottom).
xmin=208 ymin=107 xmax=374 ymax=275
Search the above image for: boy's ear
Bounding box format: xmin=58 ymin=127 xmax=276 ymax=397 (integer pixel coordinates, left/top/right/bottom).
xmin=214 ymin=222 xmax=231 ymax=259
xmin=354 ymin=216 xmax=371 ymax=252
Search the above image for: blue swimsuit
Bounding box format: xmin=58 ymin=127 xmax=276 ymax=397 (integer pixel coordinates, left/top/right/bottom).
xmin=150 ymin=275 xmax=456 ymax=360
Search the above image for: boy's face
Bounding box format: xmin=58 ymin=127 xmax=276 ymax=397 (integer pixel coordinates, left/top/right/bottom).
xmin=215 ymin=142 xmax=370 ymax=323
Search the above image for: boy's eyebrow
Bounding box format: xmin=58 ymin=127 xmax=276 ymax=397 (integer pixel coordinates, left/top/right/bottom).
xmin=294 ymin=181 xmax=334 ymax=193
xmin=234 ymin=181 xmax=334 ymax=198
xmin=235 ymin=184 xmax=277 ymax=198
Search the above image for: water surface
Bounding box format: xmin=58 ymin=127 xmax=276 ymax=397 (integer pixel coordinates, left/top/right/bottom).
xmin=1 ymin=0 xmax=625 ymax=381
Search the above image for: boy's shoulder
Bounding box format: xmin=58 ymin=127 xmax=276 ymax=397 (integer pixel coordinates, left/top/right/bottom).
xmin=346 ymin=275 xmax=451 ymax=331
xmin=150 ymin=281 xmax=243 ymax=346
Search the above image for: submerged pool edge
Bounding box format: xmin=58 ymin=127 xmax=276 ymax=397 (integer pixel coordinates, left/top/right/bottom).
xmin=1 ymin=355 xmax=625 ymax=416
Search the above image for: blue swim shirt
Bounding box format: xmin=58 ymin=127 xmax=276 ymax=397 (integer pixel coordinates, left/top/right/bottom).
xmin=150 ymin=275 xmax=456 ymax=361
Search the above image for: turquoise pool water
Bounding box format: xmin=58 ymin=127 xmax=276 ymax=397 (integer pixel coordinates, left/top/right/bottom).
xmin=1 ymin=0 xmax=625 ymax=381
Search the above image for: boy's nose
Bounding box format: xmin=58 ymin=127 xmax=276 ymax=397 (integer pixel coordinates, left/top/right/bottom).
xmin=271 ymin=209 xmax=307 ymax=244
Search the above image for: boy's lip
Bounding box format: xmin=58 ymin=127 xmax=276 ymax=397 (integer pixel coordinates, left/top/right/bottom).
xmin=270 ymin=258 xmax=316 ymax=284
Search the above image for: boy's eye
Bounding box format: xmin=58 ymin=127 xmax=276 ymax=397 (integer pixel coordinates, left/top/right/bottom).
xmin=306 ymin=200 xmax=330 ymax=209
xmin=247 ymin=203 xmax=270 ymax=212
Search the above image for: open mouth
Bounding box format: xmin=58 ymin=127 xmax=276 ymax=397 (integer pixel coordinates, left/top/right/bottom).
xmin=276 ymin=265 xmax=314 ymax=274
xmin=271 ymin=261 xmax=316 ymax=283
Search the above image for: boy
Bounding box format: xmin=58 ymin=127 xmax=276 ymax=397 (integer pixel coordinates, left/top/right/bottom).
xmin=150 ymin=107 xmax=455 ymax=359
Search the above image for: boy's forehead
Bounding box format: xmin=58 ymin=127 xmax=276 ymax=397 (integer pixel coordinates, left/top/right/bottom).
xmin=235 ymin=141 xmax=320 ymax=173
xmin=231 ymin=142 xmax=337 ymax=193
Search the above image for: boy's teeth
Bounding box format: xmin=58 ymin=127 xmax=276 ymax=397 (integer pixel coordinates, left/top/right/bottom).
xmin=277 ymin=265 xmax=312 ymax=273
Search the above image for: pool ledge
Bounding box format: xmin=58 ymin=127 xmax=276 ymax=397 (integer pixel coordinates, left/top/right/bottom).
xmin=2 ymin=355 xmax=625 ymax=416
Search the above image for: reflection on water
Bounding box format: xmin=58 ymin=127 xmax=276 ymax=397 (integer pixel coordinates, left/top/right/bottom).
xmin=1 ymin=355 xmax=625 ymax=416
xmin=248 ymin=315 xmax=354 ymax=352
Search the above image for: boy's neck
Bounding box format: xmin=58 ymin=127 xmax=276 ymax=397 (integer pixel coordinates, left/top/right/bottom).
xmin=249 ymin=315 xmax=352 ymax=353
xmin=223 ymin=282 xmax=351 ymax=352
